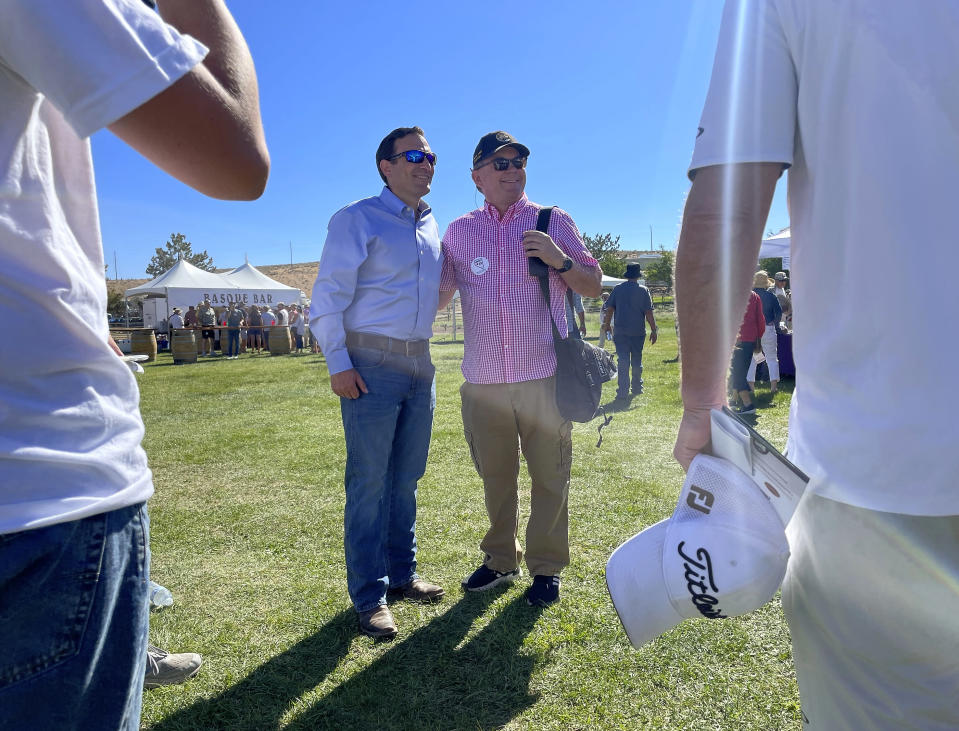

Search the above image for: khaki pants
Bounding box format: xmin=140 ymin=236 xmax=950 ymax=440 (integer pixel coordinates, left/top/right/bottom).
xmin=461 ymin=377 xmax=572 ymax=577
xmin=784 ymin=494 xmax=959 ymax=729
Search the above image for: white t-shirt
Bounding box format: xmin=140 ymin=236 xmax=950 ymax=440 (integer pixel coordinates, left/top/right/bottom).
xmin=0 ymin=0 xmax=207 ymax=533
xmin=691 ymin=0 xmax=959 ymax=516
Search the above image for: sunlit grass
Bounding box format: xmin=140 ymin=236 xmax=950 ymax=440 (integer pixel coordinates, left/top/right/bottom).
xmin=140 ymin=309 xmax=801 ymax=730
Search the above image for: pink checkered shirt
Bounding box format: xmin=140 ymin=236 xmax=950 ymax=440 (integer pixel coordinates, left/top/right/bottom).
xmin=440 ymin=195 xmax=599 ymax=384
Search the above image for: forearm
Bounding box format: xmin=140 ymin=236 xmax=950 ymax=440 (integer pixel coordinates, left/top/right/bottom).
xmin=676 ymin=165 xmax=779 ymax=410
xmin=562 ymin=263 xmax=602 ymax=298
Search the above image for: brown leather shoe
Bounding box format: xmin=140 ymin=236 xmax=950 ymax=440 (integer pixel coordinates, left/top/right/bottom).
xmin=357 ymin=605 xmax=397 ymax=639
xmin=389 ymin=577 xmax=445 ymax=604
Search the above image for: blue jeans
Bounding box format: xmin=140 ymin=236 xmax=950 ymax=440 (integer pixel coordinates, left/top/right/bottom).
xmin=340 ymin=347 xmax=435 ymax=612
xmin=227 ymin=328 xmax=241 ymax=356
xmin=613 ymin=334 xmax=646 ymax=397
xmin=0 ymin=503 xmax=150 ymax=730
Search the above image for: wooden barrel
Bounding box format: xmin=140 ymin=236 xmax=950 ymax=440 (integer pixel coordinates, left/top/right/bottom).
xmin=171 ymin=330 xmax=197 ymax=364
xmin=269 ymin=325 xmax=292 ymax=355
xmin=130 ymin=329 xmax=157 ymax=362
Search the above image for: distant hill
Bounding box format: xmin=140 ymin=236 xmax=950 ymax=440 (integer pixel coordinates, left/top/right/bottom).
xmin=107 ymin=262 xmax=320 ymax=299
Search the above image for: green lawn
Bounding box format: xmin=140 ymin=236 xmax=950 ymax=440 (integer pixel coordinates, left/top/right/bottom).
xmin=140 ymin=311 xmax=801 ymax=730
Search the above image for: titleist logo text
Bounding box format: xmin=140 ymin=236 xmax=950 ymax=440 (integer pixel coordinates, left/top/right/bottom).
xmin=677 ymin=541 xmax=727 ymax=619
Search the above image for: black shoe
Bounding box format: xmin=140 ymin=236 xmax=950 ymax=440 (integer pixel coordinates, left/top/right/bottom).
xmin=526 ymin=575 xmax=561 ymax=607
xmin=736 ymin=403 xmax=756 ymax=415
xmin=461 ymin=564 xmax=520 ymax=592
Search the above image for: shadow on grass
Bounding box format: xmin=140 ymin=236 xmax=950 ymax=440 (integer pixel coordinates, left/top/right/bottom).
xmin=148 ymin=608 xmax=356 ymax=731
xmin=148 ymin=591 xmax=542 ymax=730
xmin=287 ymin=591 xmax=542 ymax=730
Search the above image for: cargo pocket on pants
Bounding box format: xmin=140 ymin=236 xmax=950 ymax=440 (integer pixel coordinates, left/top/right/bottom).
xmin=557 ymin=421 xmax=573 ymax=475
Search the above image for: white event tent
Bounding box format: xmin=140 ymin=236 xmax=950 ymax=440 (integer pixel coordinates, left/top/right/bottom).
xmin=760 ymin=228 xmax=791 ymax=269
xmin=125 ymin=259 xmax=304 ymax=331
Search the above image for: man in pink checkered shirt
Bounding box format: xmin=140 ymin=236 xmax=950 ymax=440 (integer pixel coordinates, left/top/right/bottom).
xmin=438 ymin=131 xmax=601 ymax=608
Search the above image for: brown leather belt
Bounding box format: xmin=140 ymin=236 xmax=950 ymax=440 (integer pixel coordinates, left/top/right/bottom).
xmin=346 ymin=332 xmax=429 ymax=357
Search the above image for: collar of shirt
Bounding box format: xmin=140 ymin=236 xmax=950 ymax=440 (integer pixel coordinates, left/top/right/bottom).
xmin=380 ymin=185 xmax=431 ymax=223
xmin=482 ymin=193 xmax=528 ymax=224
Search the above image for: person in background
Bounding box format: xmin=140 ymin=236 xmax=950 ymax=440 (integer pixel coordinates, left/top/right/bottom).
xmin=771 ymin=271 xmax=791 ymax=330
xmin=168 ymin=307 xmax=184 ymax=331
xmin=183 ymin=304 xmax=198 ymax=329
xmin=746 ymin=270 xmax=782 ymax=395
xmin=247 ymin=304 xmax=263 ymax=354
xmin=0 ymin=0 xmax=268 ymax=727
xmin=291 ymin=305 xmax=305 ymax=352
xmin=310 ymin=126 xmax=445 ymax=639
xmin=225 ymin=301 xmax=244 ymax=359
xmin=673 ymin=1 xmax=959 ymax=727
xmin=260 ymin=304 xmax=276 ymax=352
xmin=601 ymin=263 xmax=657 ymax=405
xmin=599 ymin=292 xmax=612 ymax=345
xmin=730 ymin=289 xmax=764 ymax=415
xmin=564 ymin=290 xmax=586 ymax=340
xmin=197 ymin=299 xmax=216 ymax=357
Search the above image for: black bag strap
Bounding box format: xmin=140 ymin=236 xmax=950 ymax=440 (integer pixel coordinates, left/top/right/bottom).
xmin=535 ymin=206 xmax=614 ymax=439
xmin=534 ymin=207 xmax=565 ymax=341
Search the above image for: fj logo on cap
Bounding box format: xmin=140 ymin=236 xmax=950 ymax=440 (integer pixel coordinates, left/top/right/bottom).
xmin=495 ymin=132 xmax=510 ymax=142
xmin=686 ymin=485 xmax=714 ymax=514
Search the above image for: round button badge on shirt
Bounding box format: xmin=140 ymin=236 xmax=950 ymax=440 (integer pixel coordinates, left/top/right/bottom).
xmin=470 ymin=257 xmax=490 ymax=275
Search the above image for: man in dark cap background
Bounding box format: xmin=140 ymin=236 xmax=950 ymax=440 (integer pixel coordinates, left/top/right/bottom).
xmin=438 ymin=131 xmax=601 ymax=608
xmin=600 ymin=263 xmax=657 ymax=406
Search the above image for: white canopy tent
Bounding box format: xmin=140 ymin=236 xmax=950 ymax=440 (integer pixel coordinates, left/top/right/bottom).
xmin=125 ymin=259 xmax=304 ymax=331
xmin=760 ymin=228 xmax=791 ymax=269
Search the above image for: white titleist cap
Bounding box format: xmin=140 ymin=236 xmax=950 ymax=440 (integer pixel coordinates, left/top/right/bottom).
xmin=606 ymin=454 xmax=790 ymax=649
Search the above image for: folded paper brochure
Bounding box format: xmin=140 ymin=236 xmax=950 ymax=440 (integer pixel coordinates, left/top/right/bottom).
xmin=709 ymin=407 xmax=808 ymax=527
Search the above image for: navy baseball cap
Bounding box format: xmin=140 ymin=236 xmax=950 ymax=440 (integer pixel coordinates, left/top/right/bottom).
xmin=472 ymin=131 xmax=531 ymax=168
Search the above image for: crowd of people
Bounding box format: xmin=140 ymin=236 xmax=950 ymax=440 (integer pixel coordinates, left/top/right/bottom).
xmin=3 ymin=0 xmax=956 ymax=729
xmin=168 ymin=299 xmax=314 ymax=357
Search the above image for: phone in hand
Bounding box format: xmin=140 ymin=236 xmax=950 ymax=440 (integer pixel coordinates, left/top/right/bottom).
xmin=528 ymin=255 xmax=549 ymax=277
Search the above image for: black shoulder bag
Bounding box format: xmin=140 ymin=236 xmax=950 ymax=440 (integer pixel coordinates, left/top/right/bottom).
xmin=533 ymin=207 xmax=617 ymax=433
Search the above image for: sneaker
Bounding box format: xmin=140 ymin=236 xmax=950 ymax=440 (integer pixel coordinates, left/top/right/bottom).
xmin=144 ymin=645 xmax=202 ymax=689
xmin=461 ymin=564 xmax=521 ymax=592
xmin=737 ymin=403 xmax=756 ymax=415
xmin=525 ymin=575 xmax=561 ymax=607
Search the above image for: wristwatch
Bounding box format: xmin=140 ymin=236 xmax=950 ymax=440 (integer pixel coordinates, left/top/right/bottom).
xmin=556 ymin=257 xmax=574 ymax=273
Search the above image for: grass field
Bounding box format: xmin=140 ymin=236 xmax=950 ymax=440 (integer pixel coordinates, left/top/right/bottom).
xmin=139 ymin=310 xmax=801 ymax=730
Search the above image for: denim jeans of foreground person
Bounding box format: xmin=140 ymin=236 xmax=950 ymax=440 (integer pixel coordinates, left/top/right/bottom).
xmin=613 ymin=333 xmax=646 ymax=397
xmin=340 ymin=347 xmax=435 ymax=612
xmin=0 ymin=503 xmax=150 ymax=731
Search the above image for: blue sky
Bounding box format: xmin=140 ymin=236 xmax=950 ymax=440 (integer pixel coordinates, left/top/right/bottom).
xmin=93 ymin=1 xmax=789 ymax=279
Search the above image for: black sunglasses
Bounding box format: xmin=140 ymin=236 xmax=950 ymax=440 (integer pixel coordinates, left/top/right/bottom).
xmin=388 ymin=149 xmax=437 ymax=165
xmin=478 ymin=157 xmax=527 ymax=171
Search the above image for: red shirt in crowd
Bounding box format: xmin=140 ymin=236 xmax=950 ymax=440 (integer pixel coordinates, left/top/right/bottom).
xmin=737 ymin=290 xmax=766 ymax=342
